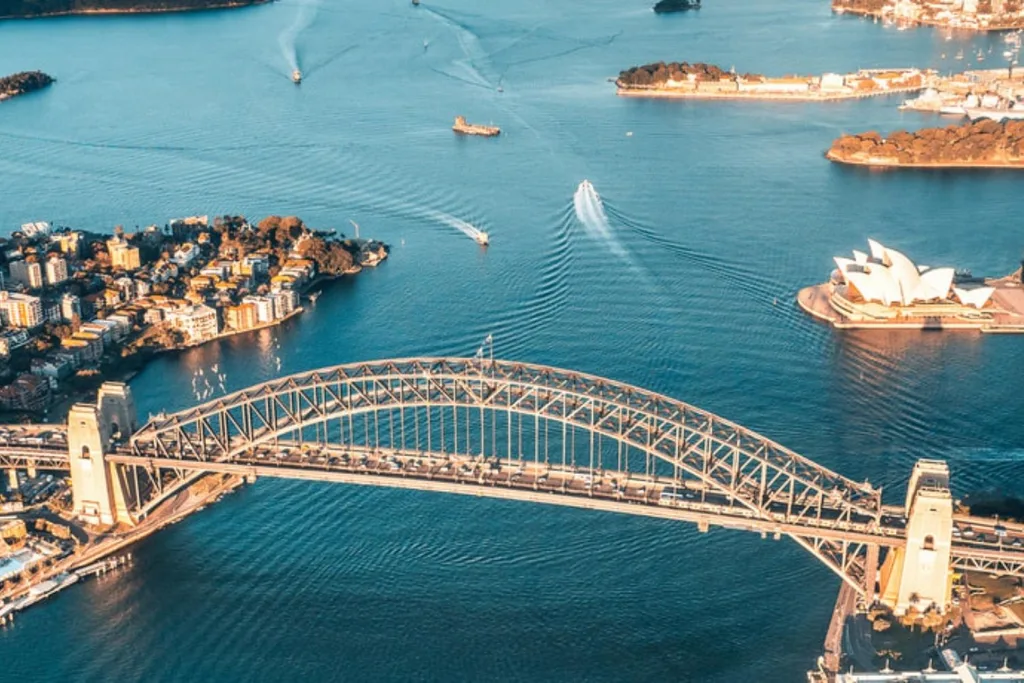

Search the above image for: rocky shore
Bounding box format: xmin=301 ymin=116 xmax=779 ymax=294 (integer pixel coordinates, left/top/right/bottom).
xmin=0 ymin=71 xmax=54 ymax=102
xmin=827 ymin=120 xmax=1024 ymax=168
xmin=0 ymin=0 xmax=269 ymax=19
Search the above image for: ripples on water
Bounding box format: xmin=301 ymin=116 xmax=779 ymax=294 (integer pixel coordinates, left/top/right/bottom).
xmin=2 ymin=1 xmax=1024 ymax=680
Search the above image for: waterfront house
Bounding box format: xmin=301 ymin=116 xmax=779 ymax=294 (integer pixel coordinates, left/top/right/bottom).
xmin=19 ymin=222 xmax=51 ymax=239
xmin=224 ymin=302 xmax=258 ymax=331
xmin=270 ymin=289 xmax=299 ymax=319
xmin=169 ymin=215 xmax=208 ymax=240
xmin=166 ymin=304 xmax=218 ymax=344
xmin=242 ymin=295 xmax=275 ymax=324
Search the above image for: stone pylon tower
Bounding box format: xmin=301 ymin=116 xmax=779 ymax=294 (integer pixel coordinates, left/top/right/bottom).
xmin=879 ymin=460 xmax=954 ymax=615
xmin=68 ymin=382 xmax=138 ymax=527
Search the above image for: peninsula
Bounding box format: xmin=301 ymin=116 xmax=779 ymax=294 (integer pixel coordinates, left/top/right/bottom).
xmin=0 ymin=215 xmax=387 ymax=419
xmin=0 ymin=72 xmax=54 ymax=102
xmin=832 ymin=0 xmax=1024 ymax=30
xmin=826 ymin=119 xmax=1024 ymax=168
xmin=798 ymin=239 xmax=1024 ymax=333
xmin=0 ymin=0 xmax=269 ymax=19
xmin=616 ymin=61 xmax=927 ymax=101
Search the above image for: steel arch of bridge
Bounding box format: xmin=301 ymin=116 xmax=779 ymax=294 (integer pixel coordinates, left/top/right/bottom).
xmin=126 ymin=357 xmax=887 ymax=591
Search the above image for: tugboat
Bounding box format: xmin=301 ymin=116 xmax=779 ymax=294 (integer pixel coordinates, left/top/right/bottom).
xmin=475 ymin=231 xmax=490 ymax=246
xmin=652 ymin=0 xmax=700 ymax=12
xmin=292 ymin=69 xmax=302 ymax=84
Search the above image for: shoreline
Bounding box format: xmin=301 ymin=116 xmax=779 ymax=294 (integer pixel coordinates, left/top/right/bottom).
xmin=797 ymin=281 xmax=1024 ymax=333
xmin=832 ymin=5 xmax=1024 ymax=31
xmin=0 ymin=0 xmax=270 ymax=20
xmin=1 ymin=474 xmax=244 ymax=612
xmin=825 ymin=150 xmax=1024 ymax=169
xmin=617 ymin=85 xmax=924 ymax=102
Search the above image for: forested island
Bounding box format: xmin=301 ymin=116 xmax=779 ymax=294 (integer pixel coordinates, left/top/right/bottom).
xmin=0 ymin=71 xmax=54 ymax=102
xmin=0 ymin=0 xmax=269 ymax=19
xmin=617 ymin=61 xmax=760 ymax=88
xmin=827 ymin=119 xmax=1024 ymax=168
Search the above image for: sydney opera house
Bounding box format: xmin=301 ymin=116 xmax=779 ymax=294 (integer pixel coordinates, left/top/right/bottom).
xmin=798 ymin=240 xmax=1024 ymax=332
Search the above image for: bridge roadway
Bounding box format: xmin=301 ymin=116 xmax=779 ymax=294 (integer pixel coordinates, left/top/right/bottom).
xmin=3 ymin=439 xmax=1024 ymax=578
xmin=104 ymin=442 xmax=1024 ymax=574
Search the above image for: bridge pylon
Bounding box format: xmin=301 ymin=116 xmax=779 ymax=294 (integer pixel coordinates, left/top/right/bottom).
xmin=879 ymin=459 xmax=954 ymax=616
xmin=68 ymin=382 xmax=138 ymax=527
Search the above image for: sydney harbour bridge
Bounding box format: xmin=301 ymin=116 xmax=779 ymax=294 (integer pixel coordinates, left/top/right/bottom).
xmin=3 ymin=357 xmax=1024 ymax=649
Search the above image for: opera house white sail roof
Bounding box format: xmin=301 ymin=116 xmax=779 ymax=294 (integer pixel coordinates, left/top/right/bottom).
xmin=832 ymin=240 xmax=994 ymax=309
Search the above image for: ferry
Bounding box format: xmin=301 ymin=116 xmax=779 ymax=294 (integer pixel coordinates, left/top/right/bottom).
xmin=292 ymin=69 xmax=302 ymax=84
xmin=452 ymin=116 xmax=500 ymax=137
xmin=965 ymin=106 xmax=1024 ymax=121
xmin=475 ymin=231 xmax=490 ymax=246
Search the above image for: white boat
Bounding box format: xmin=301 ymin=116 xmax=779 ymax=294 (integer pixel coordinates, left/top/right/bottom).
xmin=475 ymin=231 xmax=489 ymax=246
xmin=292 ymin=69 xmax=302 ymax=84
xmin=965 ymin=106 xmax=1024 ymax=121
xmin=939 ymin=104 xmax=966 ymax=116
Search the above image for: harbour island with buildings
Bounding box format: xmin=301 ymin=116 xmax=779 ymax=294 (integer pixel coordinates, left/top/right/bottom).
xmin=0 ymin=215 xmax=388 ymax=417
xmin=616 ymin=61 xmax=930 ymax=101
xmin=798 ymin=239 xmax=1024 ymax=332
xmin=833 ymin=0 xmax=1024 ymax=31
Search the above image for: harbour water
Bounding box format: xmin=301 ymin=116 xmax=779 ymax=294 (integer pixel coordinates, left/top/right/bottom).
xmin=2 ymin=1 xmax=1024 ymax=680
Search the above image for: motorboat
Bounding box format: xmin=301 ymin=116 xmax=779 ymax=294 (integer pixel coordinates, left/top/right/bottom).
xmin=475 ymin=231 xmax=489 ymax=246
xmin=292 ymin=69 xmax=302 ymax=84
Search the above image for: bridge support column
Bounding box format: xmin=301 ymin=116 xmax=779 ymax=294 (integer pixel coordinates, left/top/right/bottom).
xmin=879 ymin=460 xmax=954 ymax=616
xmin=6 ymin=468 xmax=18 ymax=492
xmin=68 ymin=382 xmax=138 ymax=528
xmin=865 ymin=543 xmax=880 ymax=604
xmin=26 ymin=465 xmax=37 ymax=479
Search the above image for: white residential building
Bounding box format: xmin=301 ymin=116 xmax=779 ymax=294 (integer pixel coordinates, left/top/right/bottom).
xmin=166 ymin=304 xmax=218 ymax=344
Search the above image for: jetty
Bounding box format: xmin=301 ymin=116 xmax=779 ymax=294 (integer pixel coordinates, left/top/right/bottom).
xmin=616 ymin=62 xmax=930 ymax=101
xmin=452 ymin=116 xmax=500 ymax=137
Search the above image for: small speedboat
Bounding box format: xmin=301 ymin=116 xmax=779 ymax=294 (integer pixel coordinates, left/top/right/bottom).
xmin=292 ymin=69 xmax=302 ymax=84
xmin=475 ymin=231 xmax=489 ymax=246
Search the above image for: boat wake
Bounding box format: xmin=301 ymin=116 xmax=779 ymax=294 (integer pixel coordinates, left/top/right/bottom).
xmin=278 ymin=0 xmax=321 ymax=76
xmin=573 ymin=180 xmax=628 ymax=260
xmin=426 ymin=210 xmax=489 ymax=244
